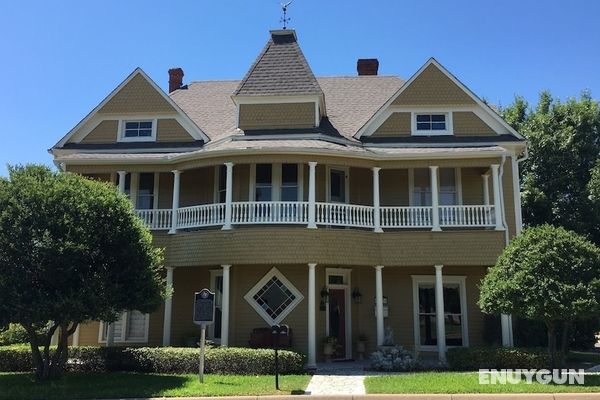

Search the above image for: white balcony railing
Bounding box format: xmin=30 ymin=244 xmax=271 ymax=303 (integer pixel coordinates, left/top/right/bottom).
xmin=136 ymin=202 xmax=497 ymax=231
xmin=439 ymin=205 xmax=495 ymax=227
xmin=177 ymin=203 xmax=225 ymax=229
xmin=232 ymin=201 xmax=309 ymax=224
xmin=315 ymin=202 xmax=374 ymax=228
xmin=135 ymin=209 xmax=172 ymax=230
xmin=380 ymin=206 xmax=433 ymax=228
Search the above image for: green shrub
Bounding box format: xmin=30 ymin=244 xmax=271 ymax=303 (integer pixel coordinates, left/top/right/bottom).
xmin=0 ymin=345 xmax=305 ymax=374
xmin=447 ymin=347 xmax=550 ymax=370
xmin=0 ymin=324 xmax=29 ymax=346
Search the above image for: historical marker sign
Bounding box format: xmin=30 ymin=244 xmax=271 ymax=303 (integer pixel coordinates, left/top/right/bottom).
xmin=193 ymin=289 xmax=215 ymax=326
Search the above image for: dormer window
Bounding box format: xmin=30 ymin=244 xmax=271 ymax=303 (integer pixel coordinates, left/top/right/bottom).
xmin=412 ymin=113 xmax=452 ymax=135
xmin=119 ymin=119 xmax=157 ymax=142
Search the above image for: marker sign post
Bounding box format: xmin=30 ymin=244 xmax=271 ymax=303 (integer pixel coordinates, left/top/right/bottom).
xmin=193 ymin=289 xmax=215 ymax=383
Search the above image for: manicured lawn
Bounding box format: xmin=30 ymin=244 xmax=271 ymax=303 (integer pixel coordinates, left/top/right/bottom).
xmin=0 ymin=372 xmax=311 ymax=400
xmin=365 ymin=372 xmax=600 ymax=394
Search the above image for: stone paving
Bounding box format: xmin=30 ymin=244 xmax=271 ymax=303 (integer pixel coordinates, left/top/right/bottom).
xmin=305 ymin=361 xmax=372 ymax=395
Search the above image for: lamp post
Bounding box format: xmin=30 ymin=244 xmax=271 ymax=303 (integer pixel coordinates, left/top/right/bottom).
xmin=271 ymin=324 xmax=289 ymax=390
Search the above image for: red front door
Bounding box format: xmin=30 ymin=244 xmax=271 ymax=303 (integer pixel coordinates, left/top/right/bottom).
xmin=328 ymin=289 xmax=346 ymax=359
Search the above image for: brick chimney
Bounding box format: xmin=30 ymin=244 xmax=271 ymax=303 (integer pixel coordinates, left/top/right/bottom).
xmin=168 ymin=68 xmax=184 ymax=93
xmin=357 ymin=59 xmax=379 ymax=76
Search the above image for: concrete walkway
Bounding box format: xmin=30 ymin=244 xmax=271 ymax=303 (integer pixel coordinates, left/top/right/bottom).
xmin=305 ymin=361 xmax=373 ymax=395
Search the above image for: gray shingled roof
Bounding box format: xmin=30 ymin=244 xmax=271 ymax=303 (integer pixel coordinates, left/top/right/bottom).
xmin=233 ymin=30 xmax=323 ymax=96
xmin=171 ymin=76 xmax=404 ymax=142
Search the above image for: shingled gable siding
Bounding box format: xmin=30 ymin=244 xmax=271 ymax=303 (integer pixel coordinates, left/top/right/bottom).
xmin=392 ymin=64 xmax=476 ymax=106
xmin=80 ymin=120 xmax=119 ymax=144
xmin=157 ymin=119 xmax=195 ymax=142
xmin=453 ymin=112 xmax=497 ymax=136
xmin=461 ymin=167 xmax=486 ymax=205
xmin=372 ymin=112 xmax=412 ymax=137
xmin=238 ymin=103 xmax=315 ymax=130
xmin=98 ymin=74 xmax=176 ymax=114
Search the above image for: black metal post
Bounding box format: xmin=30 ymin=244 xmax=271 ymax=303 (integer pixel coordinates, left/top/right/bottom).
xmin=274 ymin=331 xmax=280 ymax=390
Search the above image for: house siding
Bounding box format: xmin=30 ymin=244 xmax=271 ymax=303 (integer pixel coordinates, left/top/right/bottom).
xmin=156 ymin=119 xmax=195 ymax=142
xmin=453 ymin=112 xmax=497 ymax=136
xmin=392 ymin=64 xmax=476 ymax=106
xmin=372 ymin=112 xmax=411 ymax=137
xmin=238 ymin=103 xmax=315 ymax=130
xmin=98 ymin=74 xmax=176 ymax=114
xmin=80 ymin=120 xmax=118 ymax=144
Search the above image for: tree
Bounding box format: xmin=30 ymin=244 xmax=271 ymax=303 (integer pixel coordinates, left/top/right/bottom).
xmin=0 ymin=165 xmax=164 ymax=380
xmin=501 ymin=91 xmax=600 ymax=243
xmin=479 ymin=225 xmax=600 ymax=367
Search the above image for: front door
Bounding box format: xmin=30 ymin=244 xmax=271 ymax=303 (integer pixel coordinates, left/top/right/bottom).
xmin=328 ymin=288 xmax=346 ymax=359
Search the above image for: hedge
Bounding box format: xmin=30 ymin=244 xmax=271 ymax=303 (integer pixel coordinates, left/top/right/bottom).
xmin=0 ymin=345 xmax=305 ymax=375
xmin=447 ymin=347 xmax=551 ymax=370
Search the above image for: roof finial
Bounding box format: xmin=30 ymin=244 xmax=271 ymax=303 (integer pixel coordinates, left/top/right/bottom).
xmin=280 ymin=1 xmax=293 ymax=29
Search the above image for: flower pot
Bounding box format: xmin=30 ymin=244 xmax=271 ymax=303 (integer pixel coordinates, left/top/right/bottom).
xmin=323 ymin=343 xmax=334 ymax=362
xmin=356 ymin=341 xmax=366 ymax=360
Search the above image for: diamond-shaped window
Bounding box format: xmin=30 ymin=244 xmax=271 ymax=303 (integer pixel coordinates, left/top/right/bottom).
xmin=244 ymin=268 xmax=304 ymax=325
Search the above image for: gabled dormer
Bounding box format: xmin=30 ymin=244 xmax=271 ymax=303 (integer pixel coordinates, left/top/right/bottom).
xmin=232 ymin=30 xmax=326 ymax=132
xmin=356 ymin=58 xmax=524 ymax=142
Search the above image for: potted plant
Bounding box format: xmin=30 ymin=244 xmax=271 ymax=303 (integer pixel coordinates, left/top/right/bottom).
xmin=322 ymin=336 xmax=337 ymax=362
xmin=356 ymin=334 xmax=367 ymax=360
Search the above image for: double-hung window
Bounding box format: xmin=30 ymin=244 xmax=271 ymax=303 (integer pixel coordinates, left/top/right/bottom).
xmin=413 ymin=113 xmax=451 ymax=135
xmin=100 ymin=310 xmax=149 ymax=343
xmin=252 ymin=164 xmax=301 ymax=202
xmin=439 ymin=168 xmax=458 ymax=205
xmin=280 ymin=164 xmax=299 ymax=201
xmin=411 ymin=168 xmax=458 ymax=206
xmin=412 ymin=169 xmax=432 ymax=206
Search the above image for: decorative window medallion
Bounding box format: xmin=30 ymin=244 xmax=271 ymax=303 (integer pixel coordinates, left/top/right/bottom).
xmin=244 ymin=267 xmax=304 ymax=325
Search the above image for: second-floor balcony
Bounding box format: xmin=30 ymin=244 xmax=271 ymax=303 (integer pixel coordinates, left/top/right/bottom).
xmin=123 ymin=160 xmax=506 ymax=234
xmin=136 ymin=201 xmax=497 ymax=231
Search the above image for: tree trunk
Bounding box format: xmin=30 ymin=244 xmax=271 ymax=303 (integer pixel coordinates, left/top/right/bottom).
xmin=557 ymin=322 xmax=571 ymax=368
xmin=24 ymin=321 xmax=78 ymax=381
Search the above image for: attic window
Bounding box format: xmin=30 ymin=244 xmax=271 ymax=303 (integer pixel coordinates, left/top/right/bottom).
xmin=412 ymin=113 xmax=452 ymax=135
xmin=119 ymin=119 xmax=157 ymax=141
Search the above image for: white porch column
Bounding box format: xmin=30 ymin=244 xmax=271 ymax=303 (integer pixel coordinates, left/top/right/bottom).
xmin=307 ymin=263 xmax=317 ymax=369
xmin=222 ymin=163 xmax=234 ymax=230
xmin=307 ymin=162 xmax=317 ymax=229
xmin=168 ymin=170 xmax=181 ymax=235
xmin=220 ymin=264 xmax=231 ymax=346
xmin=491 ymin=164 xmax=504 ymax=230
xmin=162 ymin=267 xmax=174 ymax=346
xmin=372 ymin=167 xmax=383 ymax=233
xmin=482 ymin=173 xmax=490 ymax=206
xmin=375 ymin=265 xmax=385 ymax=347
xmin=434 ymin=264 xmax=446 ymax=362
xmin=501 ymin=314 xmax=514 ymax=347
xmin=117 ymin=170 xmax=127 ymax=193
xmin=429 ymin=166 xmax=441 ymax=231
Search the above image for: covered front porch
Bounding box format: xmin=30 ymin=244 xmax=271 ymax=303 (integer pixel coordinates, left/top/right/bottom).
xmin=154 ymin=263 xmax=514 ymax=369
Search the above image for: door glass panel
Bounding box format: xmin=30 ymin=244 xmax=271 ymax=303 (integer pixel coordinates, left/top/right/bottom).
xmin=413 ymin=169 xmax=431 ymax=206
xmin=328 ymin=275 xmax=344 ymax=285
xmin=255 ymin=164 xmax=272 ymax=201
xmin=281 ymin=164 xmax=298 ymax=201
xmin=330 ymin=170 xmax=346 ymax=203
xmin=213 ymin=275 xmax=223 ymax=340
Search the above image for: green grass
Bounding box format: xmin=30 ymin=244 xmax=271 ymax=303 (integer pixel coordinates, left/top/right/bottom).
xmin=0 ymin=372 xmax=311 ymax=400
xmin=365 ymin=372 xmax=600 ymax=394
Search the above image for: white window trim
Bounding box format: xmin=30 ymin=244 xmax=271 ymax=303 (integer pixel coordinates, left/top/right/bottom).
xmin=98 ymin=311 xmax=150 ymax=344
xmin=326 ymin=166 xmax=350 ymax=204
xmin=411 ymin=112 xmax=453 ymax=136
xmin=411 ymin=275 xmax=469 ymax=352
xmin=117 ymin=118 xmax=158 ymax=142
xmin=244 ymin=267 xmax=304 ymax=326
xmin=248 ymin=163 xmax=304 ymax=202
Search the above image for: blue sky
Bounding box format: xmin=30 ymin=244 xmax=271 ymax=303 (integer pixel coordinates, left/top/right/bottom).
xmin=0 ymin=0 xmax=598 ymax=174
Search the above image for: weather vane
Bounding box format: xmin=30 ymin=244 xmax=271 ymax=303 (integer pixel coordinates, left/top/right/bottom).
xmin=280 ymin=1 xmax=293 ymax=29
